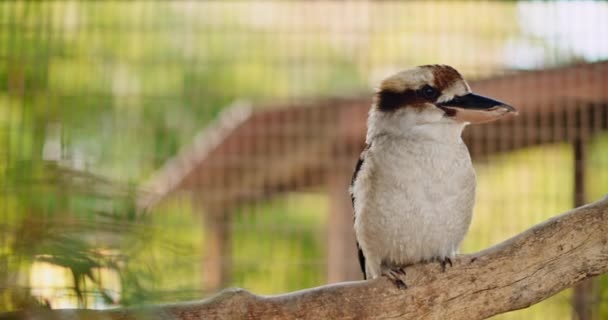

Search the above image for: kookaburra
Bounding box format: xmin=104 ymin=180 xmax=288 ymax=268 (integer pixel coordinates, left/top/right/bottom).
xmin=350 ymin=65 xmax=516 ymax=287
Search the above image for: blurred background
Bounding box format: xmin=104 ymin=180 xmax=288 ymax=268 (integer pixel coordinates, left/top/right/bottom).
xmin=1 ymin=1 xmax=608 ymax=319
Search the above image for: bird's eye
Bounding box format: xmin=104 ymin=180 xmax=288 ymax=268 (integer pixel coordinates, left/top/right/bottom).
xmin=421 ymin=85 xmax=438 ymax=100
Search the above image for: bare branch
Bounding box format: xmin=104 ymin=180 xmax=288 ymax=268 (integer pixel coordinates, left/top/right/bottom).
xmin=4 ymin=196 xmax=608 ymax=320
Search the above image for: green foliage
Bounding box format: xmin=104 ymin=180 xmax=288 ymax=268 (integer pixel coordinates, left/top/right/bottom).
xmin=231 ymin=193 xmax=327 ymax=294
xmin=1 ymin=1 xmax=364 ymax=309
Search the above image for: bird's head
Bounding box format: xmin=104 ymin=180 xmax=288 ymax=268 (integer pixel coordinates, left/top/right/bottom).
xmin=367 ymin=65 xmax=516 ymax=141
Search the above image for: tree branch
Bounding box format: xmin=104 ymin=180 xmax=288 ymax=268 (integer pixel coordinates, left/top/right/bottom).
xmin=4 ymin=196 xmax=608 ymax=320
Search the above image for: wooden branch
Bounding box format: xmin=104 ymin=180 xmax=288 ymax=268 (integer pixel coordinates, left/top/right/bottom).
xmin=4 ymin=196 xmax=608 ymax=320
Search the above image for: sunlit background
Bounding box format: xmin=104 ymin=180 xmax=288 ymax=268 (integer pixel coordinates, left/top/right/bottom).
xmin=1 ymin=1 xmax=608 ymax=319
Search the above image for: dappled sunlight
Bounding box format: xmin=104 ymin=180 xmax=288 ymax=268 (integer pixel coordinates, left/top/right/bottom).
xmin=30 ymin=260 xmax=121 ymax=309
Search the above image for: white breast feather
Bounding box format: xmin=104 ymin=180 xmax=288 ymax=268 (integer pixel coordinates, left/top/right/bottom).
xmin=353 ymin=131 xmax=476 ymax=278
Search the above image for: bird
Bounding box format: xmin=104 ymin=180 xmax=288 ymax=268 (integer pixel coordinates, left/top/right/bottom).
xmin=350 ymin=65 xmax=516 ymax=287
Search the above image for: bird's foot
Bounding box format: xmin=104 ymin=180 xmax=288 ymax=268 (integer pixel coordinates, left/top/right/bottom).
xmin=438 ymin=256 xmax=453 ymax=272
xmin=382 ymin=267 xmax=407 ymax=289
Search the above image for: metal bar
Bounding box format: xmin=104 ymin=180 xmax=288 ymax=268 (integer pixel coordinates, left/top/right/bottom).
xmin=572 ymin=136 xmax=597 ymax=320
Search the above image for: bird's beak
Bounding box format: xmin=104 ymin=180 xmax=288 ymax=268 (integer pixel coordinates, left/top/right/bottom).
xmin=437 ymin=93 xmax=517 ymax=124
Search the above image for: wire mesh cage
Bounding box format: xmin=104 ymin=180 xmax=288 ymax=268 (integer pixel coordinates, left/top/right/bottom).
xmin=1 ymin=1 xmax=608 ymax=319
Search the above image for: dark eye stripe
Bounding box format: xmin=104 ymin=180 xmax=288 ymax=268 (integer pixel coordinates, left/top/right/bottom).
xmin=376 ymin=90 xmax=419 ymax=111
xmin=376 ymin=86 xmax=441 ymax=112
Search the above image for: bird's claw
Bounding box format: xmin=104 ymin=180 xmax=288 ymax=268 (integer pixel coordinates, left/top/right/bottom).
xmin=383 ymin=268 xmax=407 ymax=289
xmin=439 ymin=257 xmax=453 ymax=272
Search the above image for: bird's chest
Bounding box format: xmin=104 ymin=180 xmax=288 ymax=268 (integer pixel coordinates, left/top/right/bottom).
xmin=374 ymin=141 xmax=473 ymax=207
xmin=354 ymin=139 xmax=476 ymax=262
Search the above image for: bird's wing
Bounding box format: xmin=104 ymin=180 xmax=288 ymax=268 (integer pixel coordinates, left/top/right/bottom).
xmin=356 ymin=242 xmax=366 ymax=279
xmin=351 ymin=144 xmax=370 ymax=279
xmin=350 ymin=155 xmax=365 ymax=207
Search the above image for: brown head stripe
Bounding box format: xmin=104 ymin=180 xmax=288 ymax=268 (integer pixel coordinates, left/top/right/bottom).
xmin=422 ymin=65 xmax=464 ymax=91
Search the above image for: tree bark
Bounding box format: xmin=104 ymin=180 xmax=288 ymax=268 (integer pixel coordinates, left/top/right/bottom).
xmin=3 ymin=196 xmax=608 ymax=320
